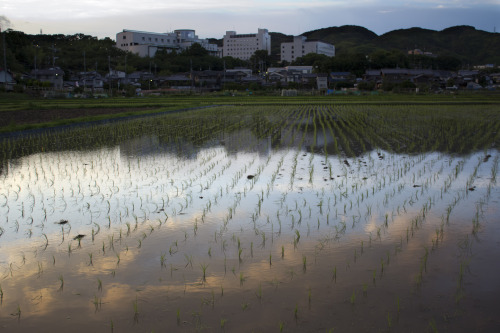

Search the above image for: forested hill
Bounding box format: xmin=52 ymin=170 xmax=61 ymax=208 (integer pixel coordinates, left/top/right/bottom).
xmin=2 ymin=25 xmax=498 ymax=76
xmin=294 ymin=25 xmax=499 ymax=65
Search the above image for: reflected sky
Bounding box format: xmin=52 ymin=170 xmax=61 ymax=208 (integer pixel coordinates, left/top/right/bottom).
xmin=1 ymin=108 xmax=500 ymax=331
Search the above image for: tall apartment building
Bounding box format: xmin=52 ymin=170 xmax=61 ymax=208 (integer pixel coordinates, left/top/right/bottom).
xmin=281 ymin=36 xmax=335 ymax=63
xmin=116 ymin=29 xmax=219 ymax=57
xmin=222 ymin=29 xmax=271 ymax=60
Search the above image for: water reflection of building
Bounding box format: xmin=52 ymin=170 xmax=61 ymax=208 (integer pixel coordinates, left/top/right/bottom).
xmin=278 ymin=123 xmax=337 ymax=154
xmin=119 ymin=135 xmax=198 ymax=160
xmin=221 ymin=128 xmax=272 ymax=157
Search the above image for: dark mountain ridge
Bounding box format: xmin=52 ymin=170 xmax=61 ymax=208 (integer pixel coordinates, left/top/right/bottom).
xmin=272 ymin=25 xmax=499 ymax=65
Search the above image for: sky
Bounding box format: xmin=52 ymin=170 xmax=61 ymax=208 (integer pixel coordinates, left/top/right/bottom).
xmin=1 ymin=0 xmax=499 ymax=40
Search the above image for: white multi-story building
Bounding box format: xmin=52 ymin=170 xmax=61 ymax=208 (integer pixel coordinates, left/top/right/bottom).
xmin=281 ymin=36 xmax=335 ymax=63
xmin=116 ymin=29 xmax=219 ymax=57
xmin=223 ymin=29 xmax=271 ymax=60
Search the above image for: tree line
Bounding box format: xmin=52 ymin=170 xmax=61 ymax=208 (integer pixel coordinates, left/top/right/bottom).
xmin=2 ymin=29 xmax=470 ymax=79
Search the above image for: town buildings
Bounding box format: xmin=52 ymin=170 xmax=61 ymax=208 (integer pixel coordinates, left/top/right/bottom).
xmin=116 ymin=29 xmax=219 ymax=57
xmin=222 ymin=29 xmax=271 ymax=60
xmin=280 ymin=36 xmax=335 ymax=63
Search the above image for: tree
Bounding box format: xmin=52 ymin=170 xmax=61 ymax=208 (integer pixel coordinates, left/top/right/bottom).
xmin=182 ymin=43 xmax=208 ymax=57
xmin=249 ymin=50 xmax=272 ymax=74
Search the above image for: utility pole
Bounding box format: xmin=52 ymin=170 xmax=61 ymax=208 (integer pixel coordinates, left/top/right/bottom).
xmin=124 ymin=54 xmax=127 ymax=81
xmin=190 ymin=58 xmax=193 ymax=92
xmin=34 ymin=44 xmax=38 ymax=80
xmin=1 ymin=25 xmax=7 ymax=90
xmin=50 ymin=44 xmax=57 ymax=67
xmin=83 ymin=50 xmax=86 ymax=90
xmin=108 ymin=55 xmax=111 ymax=96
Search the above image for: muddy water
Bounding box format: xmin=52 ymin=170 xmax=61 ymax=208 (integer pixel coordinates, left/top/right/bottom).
xmin=1 ymin=125 xmax=499 ymax=332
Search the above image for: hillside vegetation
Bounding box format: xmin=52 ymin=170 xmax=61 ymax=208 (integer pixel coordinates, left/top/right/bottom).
xmin=298 ymin=25 xmax=499 ymax=64
xmin=1 ymin=25 xmax=498 ymax=78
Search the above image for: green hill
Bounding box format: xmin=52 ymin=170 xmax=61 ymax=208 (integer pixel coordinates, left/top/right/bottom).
xmin=298 ymin=25 xmax=499 ymax=65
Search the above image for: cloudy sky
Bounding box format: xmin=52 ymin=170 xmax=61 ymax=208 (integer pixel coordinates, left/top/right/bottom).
xmin=1 ymin=0 xmax=499 ymax=39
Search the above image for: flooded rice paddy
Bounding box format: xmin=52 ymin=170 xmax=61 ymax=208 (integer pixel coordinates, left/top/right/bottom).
xmin=0 ymin=104 xmax=499 ymax=332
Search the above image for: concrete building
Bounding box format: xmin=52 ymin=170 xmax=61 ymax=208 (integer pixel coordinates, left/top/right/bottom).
xmin=223 ymin=29 xmax=271 ymax=60
xmin=175 ymin=30 xmax=219 ymax=56
xmin=116 ymin=29 xmax=219 ymax=57
xmin=281 ymin=36 xmax=335 ymax=63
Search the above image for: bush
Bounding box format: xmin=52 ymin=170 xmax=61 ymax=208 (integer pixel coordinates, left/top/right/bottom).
xmin=356 ymin=81 xmax=375 ymax=91
xmin=13 ymin=84 xmax=24 ymax=93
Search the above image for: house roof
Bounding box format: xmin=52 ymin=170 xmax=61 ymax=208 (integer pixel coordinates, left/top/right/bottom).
xmin=381 ymin=68 xmax=409 ymax=75
xmin=458 ymin=70 xmax=479 ymax=76
xmin=330 ymin=72 xmax=352 ymax=77
xmin=31 ymin=68 xmax=64 ymax=76
xmin=365 ymin=70 xmax=381 ymax=76
xmin=163 ymin=74 xmax=190 ymax=81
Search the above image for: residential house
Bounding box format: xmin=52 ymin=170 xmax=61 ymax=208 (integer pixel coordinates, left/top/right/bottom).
xmin=31 ymin=68 xmax=64 ymax=89
xmin=68 ymin=71 xmax=104 ymax=91
xmin=266 ymin=66 xmax=316 ymax=85
xmin=457 ymin=70 xmax=480 ymax=86
xmin=0 ymin=69 xmax=15 ymax=91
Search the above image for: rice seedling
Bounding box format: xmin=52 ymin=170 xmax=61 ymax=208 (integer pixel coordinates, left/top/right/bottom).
xmin=11 ymin=304 xmax=21 ymax=321
xmin=256 ymin=283 xmax=263 ymax=302
xmin=133 ymin=296 xmax=139 ymax=323
xmin=58 ymin=275 xmax=64 ymax=291
xmin=350 ymin=290 xmax=356 ymax=305
xmin=93 ymin=295 xmax=102 ymax=312
xmin=158 ymin=252 xmax=167 ymax=268
xmin=220 ymin=318 xmax=227 ymax=330
xmin=185 ymin=254 xmax=193 ymax=268
xmin=200 ymin=263 xmax=209 ymax=282
xmin=428 ymin=319 xmax=439 ymax=333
